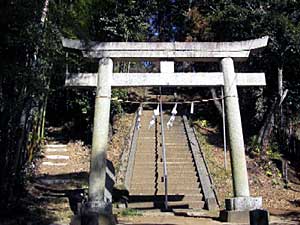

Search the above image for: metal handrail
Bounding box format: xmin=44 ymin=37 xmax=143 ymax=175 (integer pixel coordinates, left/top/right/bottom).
xmin=159 ymin=96 xmax=168 ymax=210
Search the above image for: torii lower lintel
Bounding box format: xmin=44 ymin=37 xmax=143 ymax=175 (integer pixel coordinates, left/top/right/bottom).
xmin=65 ymin=72 xmax=266 ymax=87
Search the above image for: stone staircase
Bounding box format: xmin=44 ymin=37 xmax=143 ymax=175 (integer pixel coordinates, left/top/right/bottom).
xmin=36 ymin=141 xmax=89 ymax=189
xmin=39 ymin=143 xmax=70 ymax=174
xmin=128 ymin=110 xmax=204 ymax=210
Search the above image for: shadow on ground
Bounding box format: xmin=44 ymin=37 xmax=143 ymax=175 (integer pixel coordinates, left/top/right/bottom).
xmin=0 ymin=192 xmax=63 ymax=225
xmin=0 ymin=172 xmax=90 ymax=225
xmin=270 ymin=209 xmax=300 ymax=224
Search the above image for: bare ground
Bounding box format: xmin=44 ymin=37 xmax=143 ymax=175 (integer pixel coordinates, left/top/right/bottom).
xmin=195 ymin=124 xmax=300 ymax=224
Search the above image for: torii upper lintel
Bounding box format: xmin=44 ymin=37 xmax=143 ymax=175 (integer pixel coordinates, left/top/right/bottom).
xmin=62 ymin=36 xmax=269 ymax=62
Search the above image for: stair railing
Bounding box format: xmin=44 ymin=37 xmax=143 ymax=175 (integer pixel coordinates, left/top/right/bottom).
xmin=159 ymin=95 xmax=168 ymax=210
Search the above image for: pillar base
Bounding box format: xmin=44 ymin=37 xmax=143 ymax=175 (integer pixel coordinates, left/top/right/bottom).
xmin=219 ymin=197 xmax=269 ymax=224
xmin=80 ymin=201 xmax=116 ymax=225
xmin=225 ymin=196 xmax=262 ymax=211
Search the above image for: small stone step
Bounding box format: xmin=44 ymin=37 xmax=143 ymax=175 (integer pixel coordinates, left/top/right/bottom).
xmin=131 ymin=174 xmax=198 ymax=183
xmin=132 ymin=165 xmax=195 ymax=171
xmin=129 ymin=193 xmax=203 ymax=202
xmin=130 ymin=187 xmax=201 ymax=195
xmin=135 ymin=161 xmax=193 ymax=165
xmin=130 ymin=189 xmax=202 ymax=196
xmin=128 ymin=201 xmax=204 ymax=209
xmin=135 ymin=153 xmax=191 ymax=158
xmin=43 ymin=144 xmax=68 ymax=148
xmin=132 ymin=182 xmax=199 ymax=190
xmin=128 ymin=200 xmax=204 ymax=209
xmin=37 ymin=178 xmax=72 ymax=185
xmin=44 ymin=148 xmax=68 ymax=153
xmin=41 ymin=162 xmax=67 ymax=166
xmin=45 ymin=155 xmax=70 ymax=160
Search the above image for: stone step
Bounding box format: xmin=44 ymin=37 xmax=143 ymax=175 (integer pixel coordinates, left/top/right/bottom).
xmin=137 ymin=141 xmax=156 ymax=144
xmin=135 ymin=152 xmax=192 ymax=157
xmin=136 ymin=143 xmax=156 ymax=146
xmin=130 ymin=186 xmax=201 ymax=194
xmin=157 ymin=183 xmax=199 ymax=190
xmin=43 ymin=144 xmax=68 ymax=149
xmin=130 ymin=190 xmax=202 ymax=196
xmin=132 ymin=168 xmax=196 ymax=175
xmin=128 ymin=200 xmax=204 ymax=209
xmin=164 ymin=143 xmax=189 ymax=146
xmin=132 ymin=164 xmax=195 ymax=170
xmin=137 ymin=149 xmax=191 ymax=154
xmin=139 ymin=137 xmax=156 ymax=140
xmin=45 ymin=155 xmax=70 ymax=160
xmin=134 ymin=157 xmax=193 ymax=162
xmin=160 ymin=133 xmax=187 ymax=136
xmin=132 ymin=179 xmax=199 ymax=186
xmin=133 ymin=164 xmax=195 ymax=170
xmin=128 ymin=193 xmax=203 ymax=202
xmin=131 ymin=175 xmax=198 ymax=182
xmin=131 ymin=176 xmax=199 ymax=183
xmin=131 ymin=171 xmax=198 ymax=181
xmin=161 ymin=157 xmax=193 ymax=162
xmin=135 ymin=161 xmax=193 ymax=165
xmin=44 ymin=148 xmax=68 ymax=153
xmin=132 ymin=183 xmax=199 ymax=191
xmin=41 ymin=162 xmax=67 ymax=166
xmin=165 ymin=155 xmax=193 ymax=158
xmin=131 ymin=173 xmax=199 ymax=180
xmin=131 ymin=169 xmax=196 ymax=177
xmin=133 ymin=176 xmax=199 ymax=183
xmin=36 ymin=178 xmax=77 ymax=185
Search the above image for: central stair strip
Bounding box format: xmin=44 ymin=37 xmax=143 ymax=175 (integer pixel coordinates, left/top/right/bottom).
xmin=128 ymin=110 xmax=217 ymax=210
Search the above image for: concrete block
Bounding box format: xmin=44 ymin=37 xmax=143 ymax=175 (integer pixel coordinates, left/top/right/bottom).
xmin=219 ymin=208 xmax=269 ymax=224
xmin=80 ymin=201 xmax=115 ymax=225
xmin=225 ymin=196 xmax=262 ymax=211
xmin=250 ymin=209 xmax=269 ymax=225
xmin=219 ymin=209 xmax=250 ymax=223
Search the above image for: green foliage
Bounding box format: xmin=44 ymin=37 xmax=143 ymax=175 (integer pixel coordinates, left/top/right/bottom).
xmin=111 ymin=88 xmax=128 ymax=116
xmin=120 ymin=208 xmax=142 ymax=217
xmin=193 ymin=119 xmax=208 ymax=128
xmin=266 ymin=146 xmax=282 ymax=160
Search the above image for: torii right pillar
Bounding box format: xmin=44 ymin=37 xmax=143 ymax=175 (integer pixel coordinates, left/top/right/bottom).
xmin=220 ymin=57 xmax=269 ymax=224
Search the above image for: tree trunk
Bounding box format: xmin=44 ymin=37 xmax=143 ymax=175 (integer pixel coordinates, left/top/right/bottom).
xmin=41 ymin=95 xmax=48 ymax=140
xmin=278 ymin=67 xmax=284 ymax=152
xmin=41 ymin=0 xmax=50 ymax=24
xmin=210 ymin=87 xmax=222 ymax=116
xmin=256 ymin=98 xmax=280 ymax=150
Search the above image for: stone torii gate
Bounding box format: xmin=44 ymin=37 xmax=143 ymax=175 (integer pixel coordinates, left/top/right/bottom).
xmin=62 ymin=36 xmax=269 ymax=224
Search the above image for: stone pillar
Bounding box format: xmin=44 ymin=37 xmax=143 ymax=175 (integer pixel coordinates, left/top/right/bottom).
xmin=82 ymin=58 xmax=114 ymax=225
xmin=220 ymin=58 xmax=267 ymax=224
xmin=221 ymin=57 xmax=250 ymax=197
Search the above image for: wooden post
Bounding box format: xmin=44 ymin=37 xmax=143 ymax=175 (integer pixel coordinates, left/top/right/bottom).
xmin=221 ymin=57 xmax=250 ymax=197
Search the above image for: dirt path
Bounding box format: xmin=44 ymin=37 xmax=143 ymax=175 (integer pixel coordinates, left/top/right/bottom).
xmin=118 ymin=214 xmax=222 ymax=225
xmin=118 ymin=213 xmax=299 ymax=225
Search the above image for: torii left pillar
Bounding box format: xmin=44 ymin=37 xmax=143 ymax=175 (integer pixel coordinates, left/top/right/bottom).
xmin=81 ymin=58 xmax=115 ymax=225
